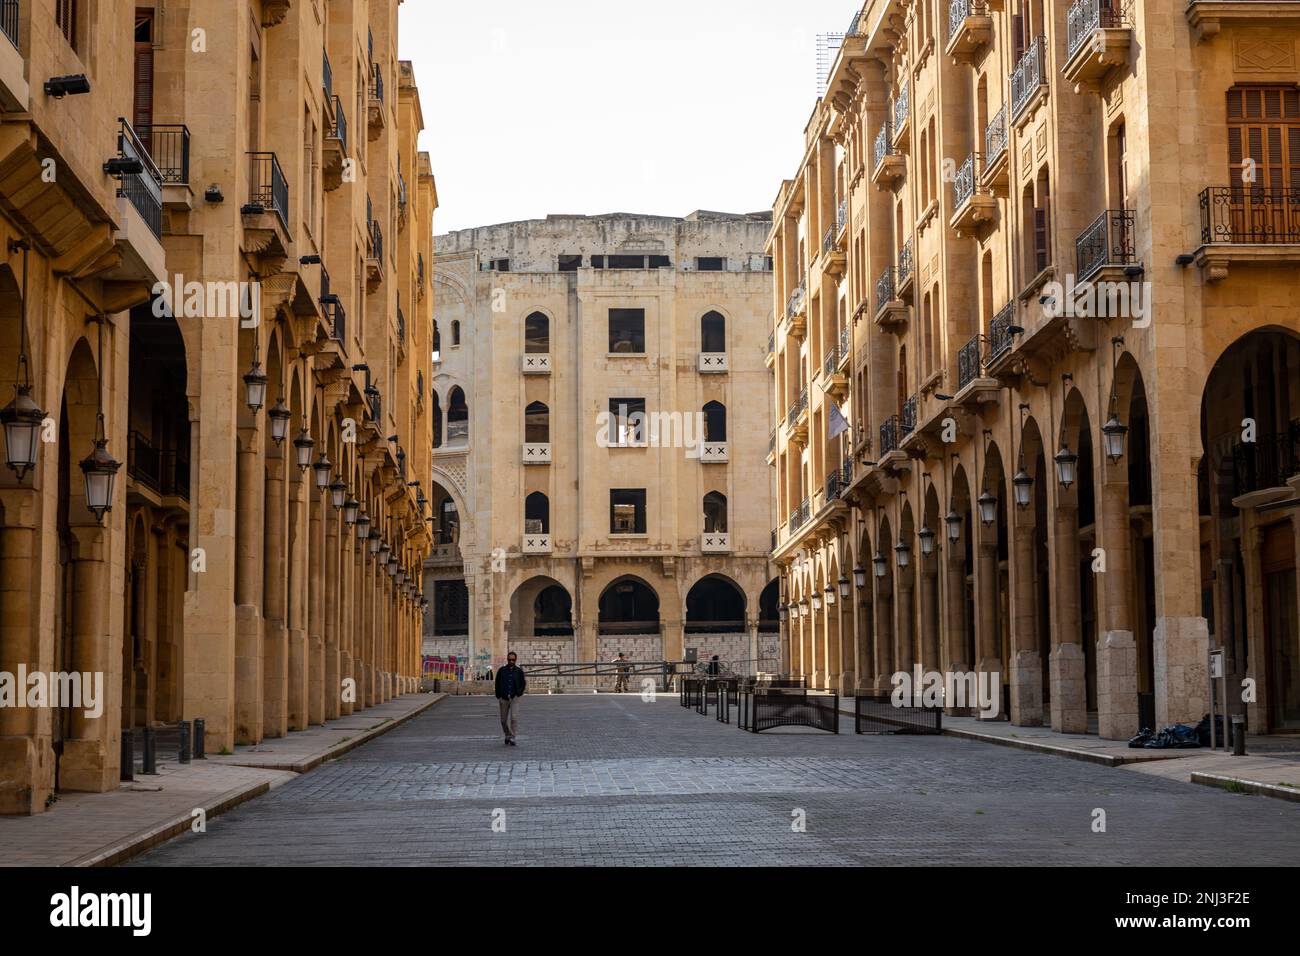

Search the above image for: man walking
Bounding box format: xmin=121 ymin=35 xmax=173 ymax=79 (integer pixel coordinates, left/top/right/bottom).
xmin=495 ymin=652 xmax=526 ymax=746
xmin=612 ymin=652 xmax=631 ymax=693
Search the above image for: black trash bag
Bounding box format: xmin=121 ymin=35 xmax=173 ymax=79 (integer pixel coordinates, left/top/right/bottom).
xmin=1129 ymin=728 xmax=1154 ymax=749
xmin=1194 ymin=713 xmax=1225 ymax=747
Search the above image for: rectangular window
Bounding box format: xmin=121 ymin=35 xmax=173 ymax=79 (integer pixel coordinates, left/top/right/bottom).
xmin=486 ymin=258 xmax=511 ymax=272
xmin=558 ymin=254 xmax=582 ymax=272
xmin=608 ymin=308 xmax=645 ymax=353
xmin=609 ymin=254 xmax=644 ymax=269
xmin=648 ymin=255 xmax=672 ymax=269
xmin=608 ymin=397 xmax=646 ymax=446
xmin=591 ymin=255 xmax=606 ymax=270
xmin=610 ymin=489 xmax=647 ymax=535
xmin=696 ymin=257 xmax=726 ymax=271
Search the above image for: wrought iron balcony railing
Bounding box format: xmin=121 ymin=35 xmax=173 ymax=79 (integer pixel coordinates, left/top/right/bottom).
xmin=323 ymin=297 xmax=346 ymax=342
xmin=787 ymin=387 xmax=809 ymax=427
xmin=323 ymin=49 xmax=333 ymax=96
xmin=789 ymin=498 xmax=811 ymax=534
xmin=989 ymin=302 xmax=1016 ymax=360
xmin=248 ymin=151 xmax=289 ymax=227
xmin=873 ymin=121 xmax=893 ymax=171
xmin=823 ymin=224 xmax=836 ymax=255
xmin=1233 ymin=420 xmax=1300 ymax=496
xmin=1200 ymin=186 xmax=1300 ymax=245
xmin=839 ymin=324 xmax=850 ymax=358
xmin=368 ymin=219 xmax=384 ymax=263
xmin=113 ymin=119 xmax=163 ymax=239
xmin=823 ymin=343 xmax=841 ymax=379
xmin=137 ymin=124 xmax=190 ymax=185
xmin=397 ymin=306 xmax=405 ymax=347
xmin=127 ymin=431 xmax=189 ymax=500
xmin=898 ymin=239 xmax=914 ymax=287
xmin=958 ymin=334 xmax=982 ymax=390
xmin=1011 ymin=36 xmax=1047 ymax=120
xmin=330 ymin=94 xmax=348 ymax=152
xmin=880 ymin=416 xmax=900 ymax=455
xmin=984 ymin=104 xmax=1008 ymax=166
xmin=767 ymin=331 xmax=775 ymax=356
xmin=953 ymin=152 xmax=978 ymax=209
xmin=875 ymin=267 xmax=896 ymax=312
xmin=949 ymin=0 xmax=988 ymax=40
xmin=846 ymin=6 xmax=865 ymax=37
xmin=893 ymin=83 xmax=910 ymax=137
xmin=769 ymin=429 xmax=776 ymax=456
xmin=370 ymin=63 xmax=384 ymax=102
xmin=1 ymin=0 xmax=17 ymax=50
xmin=825 ymin=471 xmax=844 ymax=503
xmin=900 ymin=394 xmax=918 ymax=437
xmin=837 ymin=198 xmax=848 ymax=233
xmin=1076 ymin=208 xmax=1136 ymax=281
xmin=1067 ymin=0 xmax=1125 ymax=60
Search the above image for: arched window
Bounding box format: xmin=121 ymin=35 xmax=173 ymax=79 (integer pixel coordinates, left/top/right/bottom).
xmin=447 ymin=386 xmax=469 ymax=442
xmin=703 ymin=401 xmax=727 ymax=442
xmin=700 ymin=311 xmax=726 ymax=353
xmin=431 ymin=389 xmax=442 ymax=448
xmin=452 ymin=320 xmax=461 ymax=346
xmin=533 ymin=585 xmax=573 ymax=636
xmin=598 ymin=577 xmax=661 ymax=635
xmin=437 ymin=498 xmax=459 ymax=544
xmin=703 ymin=491 xmax=728 ymax=533
xmin=525 ymin=312 xmax=550 ymax=354
xmin=525 ymin=401 xmax=550 ymax=444
xmin=433 ymin=322 xmax=441 ymax=355
xmin=525 ymin=492 xmax=550 ymax=534
xmin=685 ymin=574 xmax=746 ymax=634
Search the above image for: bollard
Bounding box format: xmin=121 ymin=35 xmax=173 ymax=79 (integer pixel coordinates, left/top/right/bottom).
xmin=1231 ymin=715 xmax=1247 ymax=756
xmin=142 ymin=726 xmax=158 ymax=775
xmin=120 ymin=729 xmax=134 ymax=782
xmin=194 ymin=718 xmax=206 ymax=759
xmin=178 ymin=720 xmax=191 ymax=764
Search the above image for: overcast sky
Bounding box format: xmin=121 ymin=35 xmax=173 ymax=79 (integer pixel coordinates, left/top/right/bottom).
xmin=398 ymin=0 xmax=857 ymax=234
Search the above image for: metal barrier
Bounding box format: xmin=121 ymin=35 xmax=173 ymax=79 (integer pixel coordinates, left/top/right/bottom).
xmin=854 ymin=695 xmax=943 ymax=735
xmin=681 ymin=676 xmax=706 ymax=709
xmin=715 ymin=682 xmax=731 ymax=724
xmin=737 ymin=689 xmax=839 ymax=734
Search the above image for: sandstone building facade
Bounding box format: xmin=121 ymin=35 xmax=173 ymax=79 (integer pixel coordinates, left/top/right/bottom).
xmin=425 ymin=213 xmax=780 ymax=677
xmin=0 ymin=0 xmax=435 ymax=814
xmin=771 ymin=0 xmax=1300 ymax=737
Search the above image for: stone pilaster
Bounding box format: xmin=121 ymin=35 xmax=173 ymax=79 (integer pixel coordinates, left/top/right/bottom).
xmin=1097 ymin=630 xmax=1137 ymax=739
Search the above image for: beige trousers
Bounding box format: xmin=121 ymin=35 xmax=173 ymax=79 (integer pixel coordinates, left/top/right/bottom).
xmin=499 ymin=697 xmax=521 ymax=740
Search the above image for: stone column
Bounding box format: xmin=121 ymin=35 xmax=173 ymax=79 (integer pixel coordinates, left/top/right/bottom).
xmin=873 ymin=579 xmax=894 ymax=694
xmin=1049 ymin=500 xmax=1087 ymax=732
xmin=234 ymin=429 xmax=264 ymax=743
xmin=0 ymin=498 xmax=44 ymax=813
xmin=307 ymin=483 xmax=325 ymax=725
xmin=286 ymin=473 xmax=309 ymax=731
xmin=1009 ymin=522 xmax=1043 ymax=726
xmin=324 ymin=502 xmax=341 ymax=720
xmin=919 ymin=556 xmax=939 ymax=675
xmin=825 ymin=594 xmax=842 ymax=692
xmin=1096 ymin=468 xmax=1137 ymax=738
xmin=975 ymin=535 xmax=1002 ymax=719
xmin=895 ymin=577 xmax=914 ymax=685
xmin=262 ymin=458 xmax=288 ymax=739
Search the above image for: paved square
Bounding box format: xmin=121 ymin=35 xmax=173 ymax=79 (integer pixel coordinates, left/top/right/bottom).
xmin=130 ymin=695 xmax=1300 ymax=866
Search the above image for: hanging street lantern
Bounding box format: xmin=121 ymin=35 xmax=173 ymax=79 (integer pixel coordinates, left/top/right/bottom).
xmin=369 ymin=528 xmax=383 ymax=554
xmin=1 ymin=385 xmax=44 ymax=479
xmin=268 ymin=398 xmax=291 ymax=444
xmin=386 ymin=556 xmax=399 ymax=578
xmin=918 ymin=525 xmax=936 ymax=558
xmin=824 ymin=585 xmax=836 ymax=607
xmin=378 ymin=542 xmax=391 ymax=564
xmin=312 ymin=452 xmax=332 ymax=491
xmin=945 ymin=509 xmax=963 ymax=543
xmin=243 ymin=360 xmax=268 ymax=413
xmin=354 ymin=508 xmax=371 ymax=539
xmin=872 ymin=550 xmax=888 ymax=578
xmin=853 ymin=565 xmax=867 ymax=589
xmin=895 ymin=539 xmax=911 ymax=569
xmin=811 ymin=591 xmax=822 ymax=612
xmin=1012 ymin=468 xmax=1034 ymax=510
xmin=80 ymin=432 xmax=121 ymax=524
xmin=1055 ymin=444 xmax=1078 ymax=489
xmin=330 ymin=478 xmax=347 ymax=510
xmin=977 ymin=489 xmax=998 ymax=526
xmin=778 ymin=603 xmax=789 ymax=622
xmin=1101 ymin=414 xmax=1128 ymax=465
xmin=343 ymin=496 xmax=360 ymax=525
xmin=292 ymin=429 xmax=314 ymax=472
xmin=838 ymin=576 xmax=850 ymax=599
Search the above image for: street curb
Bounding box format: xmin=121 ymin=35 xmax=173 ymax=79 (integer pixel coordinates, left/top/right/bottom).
xmin=1191 ymin=771 xmax=1300 ymax=804
xmin=219 ymin=693 xmax=447 ymax=773
xmin=67 ymin=780 xmax=272 ymax=868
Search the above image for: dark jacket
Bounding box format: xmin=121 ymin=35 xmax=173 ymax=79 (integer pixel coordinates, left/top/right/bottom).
xmin=495 ymin=665 xmax=526 ymax=700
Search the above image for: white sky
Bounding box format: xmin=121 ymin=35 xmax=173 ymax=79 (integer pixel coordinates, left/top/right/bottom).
xmin=398 ymin=0 xmax=858 ymax=234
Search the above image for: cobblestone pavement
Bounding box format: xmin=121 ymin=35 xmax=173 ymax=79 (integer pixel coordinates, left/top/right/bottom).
xmin=131 ymin=695 xmax=1300 ymax=866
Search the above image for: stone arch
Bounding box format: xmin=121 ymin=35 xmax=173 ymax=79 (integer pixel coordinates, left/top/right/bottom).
xmin=598 ymin=574 xmax=662 ymax=636
xmin=685 ymin=573 xmax=746 ymax=634
xmin=509 ymin=575 xmax=573 ymax=639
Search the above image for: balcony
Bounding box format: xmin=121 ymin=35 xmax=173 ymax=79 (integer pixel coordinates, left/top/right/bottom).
xmin=243 ymin=152 xmax=291 ymax=255
xmin=522 ymin=353 xmax=552 ymax=374
xmin=138 ymin=125 xmax=190 ymax=189
xmin=872 ymin=121 xmax=906 ymax=190
xmin=1010 ymin=36 xmax=1049 ymax=126
xmin=838 ymin=325 xmax=851 ymax=370
xmin=0 ymin=0 xmax=24 ymax=112
xmin=874 ymin=267 xmax=908 ymax=330
xmin=880 ymin=416 xmax=901 ymax=457
xmin=767 ymin=429 xmax=777 ymax=463
xmin=981 ymin=105 xmax=1010 ymax=193
xmin=365 ymin=219 xmax=384 ymax=290
xmin=699 ymin=442 xmax=729 ymax=464
xmin=900 ymin=395 xmax=919 ymax=439
xmin=787 ymin=387 xmax=809 ymax=445
xmin=950 ymin=153 xmax=998 ymax=236
xmin=698 ymin=352 xmax=729 ymax=373
xmin=1075 ymin=208 xmax=1137 ymax=283
xmin=1233 ymin=421 xmax=1300 ymax=499
xmin=897 ymin=240 xmax=915 ymax=299
xmin=958 ymin=334 xmax=983 ymax=391
xmin=127 ymin=431 xmax=190 ymax=502
xmin=522 ymin=533 xmax=553 ymax=556
xmin=324 ymin=95 xmax=348 ymax=188
xmin=892 ymin=83 xmax=911 ymax=150
xmin=765 ymin=332 xmax=776 ymax=368
xmin=1063 ymin=0 xmax=1132 ymax=93
xmin=701 ymin=531 xmax=731 ymax=554
xmin=1196 ymin=187 xmax=1300 ymax=281
xmin=398 ymin=173 xmax=408 ymax=231
xmin=786 ymin=282 xmax=807 ymax=337
xmin=523 ymin=443 xmax=553 ymax=465
xmin=788 ymin=499 xmax=811 ymax=535
xmin=1187 ymin=0 xmax=1300 ymax=42
xmin=822 ymin=223 xmax=847 ymax=277
xmin=111 ymin=119 xmax=164 ymax=241
xmin=985 ymin=302 xmax=1019 ymax=371
xmin=323 ymin=49 xmax=332 ymax=97
xmin=946 ymin=0 xmax=993 ymax=63
xmin=367 ymin=64 xmax=386 ymax=138
xmin=321 ymin=276 xmax=346 ymax=342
